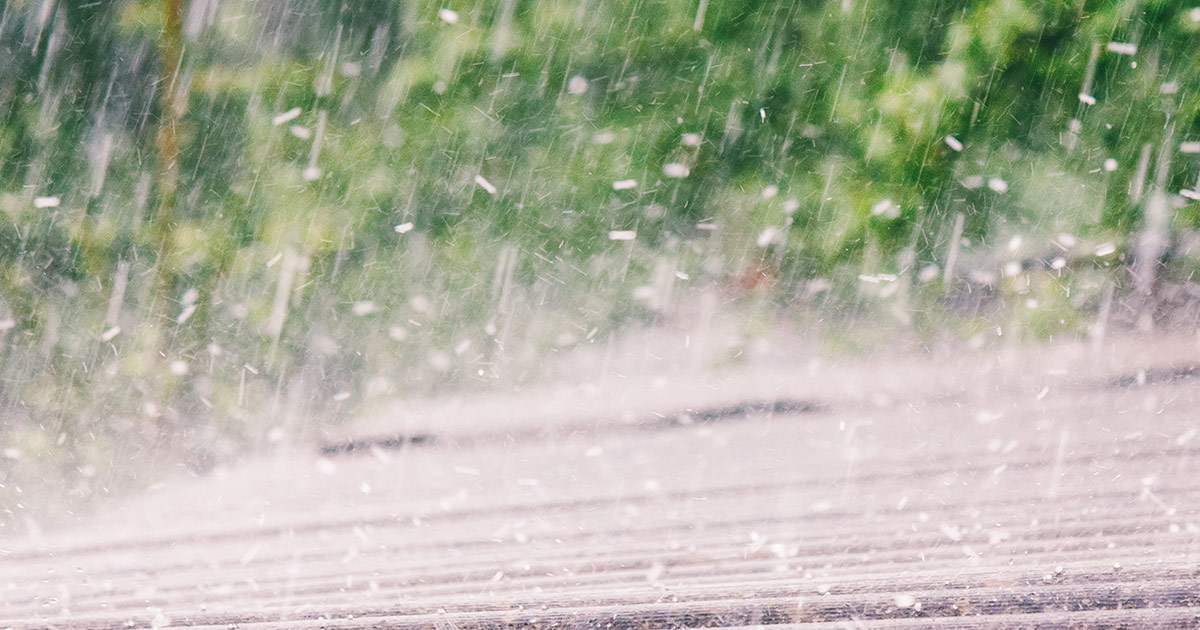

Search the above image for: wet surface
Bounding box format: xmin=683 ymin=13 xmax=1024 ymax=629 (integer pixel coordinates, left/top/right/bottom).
xmin=3 ymin=334 xmax=1200 ymax=629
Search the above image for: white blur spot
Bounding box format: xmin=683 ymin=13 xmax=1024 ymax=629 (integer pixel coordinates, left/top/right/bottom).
xmin=1007 ymin=235 xmax=1022 ymax=252
xmin=1180 ymin=141 xmax=1200 ymax=154
xmin=1106 ymin=42 xmax=1137 ymax=55
xmin=1095 ymin=242 xmax=1116 ymax=256
xmin=0 ymin=318 xmax=15 ymax=332
xmin=33 ymin=196 xmax=60 ymax=209
xmin=961 ymin=175 xmax=983 ymax=189
xmin=1050 ymin=257 xmax=1067 ymax=270
xmin=272 ymin=107 xmax=301 ymax=125
xmin=438 ymin=8 xmax=459 ymax=24
xmin=612 ymin=179 xmax=637 ymax=191
xmin=608 ymin=230 xmax=637 ymax=241
xmin=1078 ymin=92 xmax=1097 ymax=105
xmin=1181 ymin=189 xmax=1200 ymax=201
xmin=1056 ymin=233 xmax=1077 ymax=248
xmin=987 ymin=177 xmax=1009 ymax=193
xmin=593 ymin=131 xmax=615 ymax=144
xmin=782 ymin=198 xmax=800 ymax=215
xmin=646 ymin=562 xmax=665 ymax=582
xmin=756 ymin=226 xmax=781 ymax=247
xmin=567 ymin=76 xmax=588 ymax=95
xmin=681 ymin=133 xmax=702 ymax=147
xmin=428 ymin=351 xmax=451 ymax=371
xmin=474 ymin=174 xmax=498 ymax=195
xmin=315 ymin=458 xmax=337 ymax=475
xmin=239 ymin=544 xmax=261 ymax=567
xmin=895 ymin=594 xmax=917 ymax=609
xmin=168 ymin=360 xmax=189 ymax=376
xmin=870 ymin=198 xmax=900 ymax=219
xmin=289 ymin=125 xmax=311 ymax=139
xmin=662 ymin=162 xmax=690 ymax=178
xmin=352 ymin=301 xmax=378 ymax=316
xmin=969 ymin=269 xmax=998 ymax=285
xmin=857 ymin=274 xmax=897 ymax=284
xmin=917 ymin=264 xmax=940 ymax=284
xmin=389 ymin=326 xmax=408 ymax=341
xmin=302 ymin=166 xmax=322 ymax=181
xmin=177 ymin=303 xmax=196 ymax=324
xmin=360 ymin=482 xmax=372 ymax=495
xmin=761 ymin=184 xmax=779 ymax=199
xmin=585 ymin=446 xmax=603 ymax=458
xmin=1103 ymin=158 xmax=1119 ymax=172
xmin=150 ymin=612 xmax=172 ymax=629
xmin=394 ymin=222 xmax=414 ymax=234
xmin=410 ymin=295 xmax=432 ymax=314
xmin=944 ymin=135 xmax=963 ymax=151
xmin=975 ymin=410 xmax=1003 ymax=424
xmin=332 ymin=391 xmax=351 ymax=401
xmin=1192 ymin=7 xmax=1200 ymax=22
xmin=100 ymin=326 xmax=121 ymax=342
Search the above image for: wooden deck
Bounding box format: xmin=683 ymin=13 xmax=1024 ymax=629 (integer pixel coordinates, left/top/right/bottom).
xmin=3 ymin=334 xmax=1200 ymax=629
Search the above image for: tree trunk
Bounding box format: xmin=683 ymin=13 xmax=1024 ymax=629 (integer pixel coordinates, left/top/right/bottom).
xmin=151 ymin=0 xmax=184 ymax=349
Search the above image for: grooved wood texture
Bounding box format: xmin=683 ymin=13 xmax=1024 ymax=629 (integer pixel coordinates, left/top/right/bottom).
xmin=4 ymin=336 xmax=1199 ymax=629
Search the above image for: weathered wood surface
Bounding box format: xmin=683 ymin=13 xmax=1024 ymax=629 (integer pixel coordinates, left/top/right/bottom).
xmin=3 ymin=335 xmax=1200 ymax=629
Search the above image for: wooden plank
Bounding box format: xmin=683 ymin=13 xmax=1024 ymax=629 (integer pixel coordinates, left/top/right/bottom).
xmin=3 ymin=335 xmax=1199 ymax=629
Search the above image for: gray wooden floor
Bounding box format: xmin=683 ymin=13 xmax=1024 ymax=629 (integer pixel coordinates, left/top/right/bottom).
xmin=4 ymin=335 xmax=1200 ymax=629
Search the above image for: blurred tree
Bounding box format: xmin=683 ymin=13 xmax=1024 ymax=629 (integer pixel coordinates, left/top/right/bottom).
xmin=2 ymin=0 xmax=1200 ymax=524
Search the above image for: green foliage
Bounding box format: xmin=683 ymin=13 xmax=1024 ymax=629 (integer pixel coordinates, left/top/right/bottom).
xmin=2 ymin=0 xmax=1200 ymax=524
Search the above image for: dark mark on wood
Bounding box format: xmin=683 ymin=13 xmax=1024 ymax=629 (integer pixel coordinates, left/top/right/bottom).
xmin=649 ymin=398 xmax=824 ymax=429
xmin=317 ymin=399 xmax=823 ymax=457
xmin=1108 ymin=365 xmax=1198 ymax=388
xmin=318 ymin=433 xmax=436 ymax=456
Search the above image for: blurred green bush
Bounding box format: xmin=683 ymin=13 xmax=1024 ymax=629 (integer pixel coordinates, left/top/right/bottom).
xmin=1 ymin=0 xmax=1199 ymax=525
